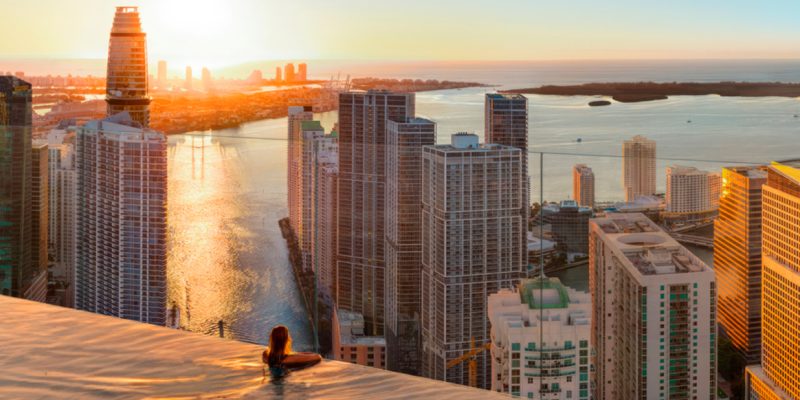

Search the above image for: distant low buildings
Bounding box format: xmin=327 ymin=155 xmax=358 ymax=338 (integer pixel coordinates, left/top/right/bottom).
xmin=488 ymin=277 xmax=591 ymax=399
xmin=284 ymin=63 xmax=295 ymax=82
xmin=333 ymin=308 xmax=386 ymax=369
xmin=298 ymin=63 xmax=307 ymax=81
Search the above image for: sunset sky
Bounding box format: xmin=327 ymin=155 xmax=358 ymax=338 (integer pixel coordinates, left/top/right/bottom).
xmin=2 ymin=0 xmax=799 ymax=70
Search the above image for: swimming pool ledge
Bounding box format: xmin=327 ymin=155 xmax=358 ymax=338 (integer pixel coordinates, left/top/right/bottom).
xmin=0 ymin=295 xmax=509 ymax=399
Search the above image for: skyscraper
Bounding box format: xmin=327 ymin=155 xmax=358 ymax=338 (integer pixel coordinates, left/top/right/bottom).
xmin=337 ymin=90 xmax=414 ymax=336
xmin=300 ymin=121 xmax=325 ymax=272
xmin=275 ymin=66 xmax=282 ymax=82
xmin=312 ymin=132 xmax=339 ymax=298
xmin=184 ymin=66 xmax=192 ymax=90
xmin=105 ymin=7 xmax=150 ymax=127
xmin=420 ymin=133 xmax=525 ymax=388
xmin=385 ymin=117 xmax=436 ymax=375
xmin=714 ymin=166 xmax=766 ymax=364
xmin=47 ymin=125 xmax=78 ymax=308
xmin=157 ymin=60 xmax=167 ymax=87
xmin=573 ymin=164 xmax=595 ymax=208
xmin=28 ymin=142 xmax=49 ymax=303
xmin=745 ymin=161 xmax=800 ymax=399
xmin=623 ymin=135 xmax=656 ymax=202
xmin=298 ymin=63 xmax=308 ymax=81
xmin=0 ymin=76 xmax=34 ymax=299
xmin=589 ymin=213 xmax=717 ymax=400
xmin=485 ymin=93 xmax=529 ymax=237
xmin=287 ymin=106 xmax=313 ymax=254
xmin=285 ymin=63 xmax=295 ymax=82
xmin=488 ymin=277 xmax=592 ymax=399
xmin=75 ymin=113 xmax=167 ymax=325
xmin=201 ymin=67 xmax=212 ymax=92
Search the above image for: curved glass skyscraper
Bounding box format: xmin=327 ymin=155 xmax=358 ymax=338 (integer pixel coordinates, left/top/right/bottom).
xmin=106 ymin=7 xmax=150 ymax=127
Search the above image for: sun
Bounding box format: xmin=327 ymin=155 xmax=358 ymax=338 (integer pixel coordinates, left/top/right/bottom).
xmin=153 ymin=0 xmax=232 ymax=36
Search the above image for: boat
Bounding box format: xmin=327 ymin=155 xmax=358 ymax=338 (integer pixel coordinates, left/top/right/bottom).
xmin=577 ymin=138 xmax=582 ymax=143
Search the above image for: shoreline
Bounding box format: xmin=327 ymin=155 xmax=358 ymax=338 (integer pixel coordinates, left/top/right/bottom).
xmin=502 ymin=81 xmax=800 ymax=103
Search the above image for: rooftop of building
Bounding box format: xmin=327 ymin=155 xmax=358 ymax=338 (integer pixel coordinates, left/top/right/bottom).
xmin=0 ymin=296 xmax=507 ymax=399
xmin=300 ymin=120 xmax=323 ymax=131
xmin=591 ymin=213 xmax=709 ymax=276
xmin=518 ymin=277 xmax=570 ymax=309
xmin=771 ymin=160 xmax=800 ymax=185
xmin=727 ymin=165 xmax=768 ymax=179
xmin=487 ymin=93 xmax=526 ymax=100
xmin=489 ymin=277 xmax=590 ymax=329
xmin=336 ymin=309 xmax=386 ymax=347
xmin=82 ymin=113 xmax=163 ymax=139
xmin=666 ymin=165 xmax=709 ymax=175
xmin=427 ymin=133 xmax=520 ymax=154
xmin=527 ymin=232 xmax=556 ymax=252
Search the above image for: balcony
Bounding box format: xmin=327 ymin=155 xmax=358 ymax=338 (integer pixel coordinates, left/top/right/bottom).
xmin=0 ymin=296 xmax=509 ymax=399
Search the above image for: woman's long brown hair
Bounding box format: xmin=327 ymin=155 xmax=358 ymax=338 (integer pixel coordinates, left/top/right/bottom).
xmin=267 ymin=325 xmax=292 ymax=367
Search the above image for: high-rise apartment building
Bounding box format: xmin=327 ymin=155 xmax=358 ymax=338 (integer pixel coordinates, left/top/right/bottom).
xmin=709 ymin=172 xmax=721 ymax=210
xmin=299 ymin=121 xmax=325 ymax=272
xmin=75 ymin=113 xmax=167 ymax=325
xmin=105 ymin=7 xmax=150 ymax=127
xmin=385 ymin=117 xmax=436 ymax=375
xmin=666 ymin=165 xmax=717 ymax=214
xmin=28 ymin=142 xmax=49 ymax=303
xmin=47 ymin=125 xmax=78 ymax=308
xmin=714 ymin=166 xmax=766 ymax=364
xmin=275 ymin=66 xmax=282 ymax=82
xmin=287 ymin=106 xmax=313 ymax=257
xmin=573 ymin=164 xmax=595 ymax=208
xmin=420 ymin=133 xmax=525 ymax=388
xmin=488 ymin=277 xmax=592 ymax=399
xmin=485 ymin=93 xmax=529 ymax=241
xmin=589 ymin=213 xmax=717 ymax=400
xmin=337 ymin=90 xmax=414 ymax=336
xmin=201 ymin=67 xmax=212 ymax=92
xmin=184 ymin=66 xmax=192 ymax=90
xmin=298 ymin=63 xmax=308 ymax=81
xmin=313 ymin=133 xmax=339 ymax=298
xmin=285 ymin=63 xmax=295 ymax=82
xmin=157 ymin=60 xmax=167 ymax=87
xmin=0 ymin=76 xmax=35 ymax=299
xmin=623 ymin=135 xmax=656 ymax=202
xmin=745 ymin=161 xmax=800 ymax=400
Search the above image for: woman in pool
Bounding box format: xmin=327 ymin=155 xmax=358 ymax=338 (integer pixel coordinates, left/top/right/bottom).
xmin=263 ymin=325 xmax=322 ymax=377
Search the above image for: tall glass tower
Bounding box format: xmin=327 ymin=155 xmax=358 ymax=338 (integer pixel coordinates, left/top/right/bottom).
xmin=106 ymin=7 xmax=150 ymax=127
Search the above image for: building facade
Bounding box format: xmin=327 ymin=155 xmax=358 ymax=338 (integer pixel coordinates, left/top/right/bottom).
xmin=420 ymin=133 xmax=525 ymax=388
xmin=572 ymin=164 xmax=595 ymax=208
xmin=0 ymin=76 xmax=35 ymax=299
xmin=75 ymin=114 xmax=167 ymax=325
xmin=589 ymin=213 xmax=717 ymax=400
xmin=105 ymin=7 xmax=150 ymax=127
xmin=666 ymin=165 xmax=716 ymax=214
xmin=284 ymin=63 xmax=295 ymax=82
xmin=310 ymin=131 xmax=338 ymax=298
xmin=623 ymin=135 xmax=656 ymax=202
xmin=745 ymin=161 xmax=800 ymax=399
xmin=336 ymin=90 xmax=414 ymax=336
xmin=550 ymin=200 xmax=592 ymax=255
xmin=287 ymin=106 xmax=314 ymax=253
xmin=714 ymin=166 xmax=766 ymax=364
xmin=47 ymin=126 xmax=78 ymax=307
xmin=300 ymin=121 xmax=325 ymax=272
xmin=489 ymin=277 xmax=591 ymax=399
xmin=385 ymin=117 xmax=436 ymax=375
xmin=27 ymin=142 xmax=49 ymax=302
xmin=332 ymin=308 xmax=386 ymax=369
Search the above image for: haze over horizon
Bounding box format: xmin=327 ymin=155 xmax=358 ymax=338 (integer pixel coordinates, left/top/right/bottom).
xmin=2 ymin=0 xmax=799 ymax=74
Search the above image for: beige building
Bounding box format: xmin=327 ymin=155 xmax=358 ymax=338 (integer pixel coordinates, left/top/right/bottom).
xmin=286 ymin=105 xmax=313 ymax=257
xmin=623 ymin=135 xmax=656 ymax=202
xmin=311 ymin=132 xmax=338 ymax=299
xmin=589 ymin=213 xmax=717 ymax=400
xmin=665 ymin=165 xmax=719 ymax=214
xmin=714 ymin=166 xmax=767 ymax=364
xmin=332 ymin=308 xmax=386 ymax=369
xmin=573 ymin=164 xmax=595 ymax=208
xmin=420 ymin=133 xmax=525 ymax=389
xmin=745 ymin=161 xmax=800 ymax=399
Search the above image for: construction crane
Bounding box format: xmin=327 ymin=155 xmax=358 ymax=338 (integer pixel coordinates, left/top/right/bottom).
xmin=446 ymin=337 xmax=491 ymax=388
